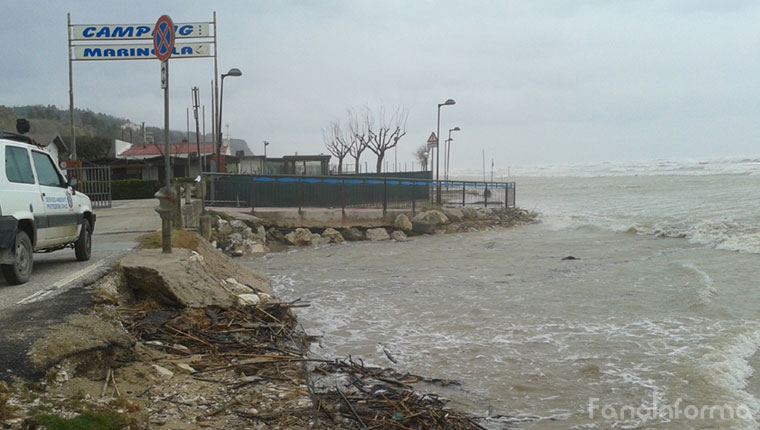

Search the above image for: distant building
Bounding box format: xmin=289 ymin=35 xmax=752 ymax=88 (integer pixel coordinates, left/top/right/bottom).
xmin=29 ymin=133 xmax=69 ymax=163
xmin=114 ymin=139 xmax=233 ymax=182
xmin=234 ymin=154 xmax=331 ymax=176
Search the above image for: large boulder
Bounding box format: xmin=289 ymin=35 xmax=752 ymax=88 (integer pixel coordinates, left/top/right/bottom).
xmin=342 ymin=227 xmax=366 ymax=241
xmin=477 ymin=208 xmax=495 ymax=218
xmin=393 ymin=214 xmax=413 ymax=233
xmin=284 ymin=228 xmax=313 ymax=246
xmin=120 ymin=248 xmax=236 ymax=309
xmin=267 ymin=227 xmax=285 ymax=243
xmin=217 ymin=219 xmax=233 ymax=236
xmin=366 ymin=228 xmax=390 ymax=241
xmin=443 ymin=208 xmax=464 ymax=223
xmin=413 ymin=210 xmax=450 ymax=225
xmin=461 ymin=207 xmax=479 ymax=220
xmin=230 ymin=220 xmax=248 ymax=231
xmin=391 ymin=230 xmax=408 ymax=241
xmin=412 ymin=220 xmax=436 ymax=235
xmin=237 ymin=239 xmax=269 ymax=255
xmin=322 ymin=228 xmax=345 ymax=244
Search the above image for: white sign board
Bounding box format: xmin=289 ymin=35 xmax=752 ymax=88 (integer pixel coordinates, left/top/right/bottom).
xmin=72 ymin=43 xmax=212 ymax=61
xmin=70 ymin=23 xmax=211 ymax=41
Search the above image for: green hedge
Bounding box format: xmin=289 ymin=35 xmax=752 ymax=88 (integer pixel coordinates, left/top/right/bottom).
xmin=102 ymin=179 xmax=161 ymax=200
xmin=112 ymin=179 xmax=161 ymax=200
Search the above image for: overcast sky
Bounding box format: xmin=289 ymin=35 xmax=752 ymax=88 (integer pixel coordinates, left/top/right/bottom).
xmin=2 ymin=0 xmax=760 ymax=171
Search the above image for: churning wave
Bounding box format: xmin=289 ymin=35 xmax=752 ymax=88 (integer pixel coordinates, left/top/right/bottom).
xmin=541 ymin=214 xmax=760 ymax=254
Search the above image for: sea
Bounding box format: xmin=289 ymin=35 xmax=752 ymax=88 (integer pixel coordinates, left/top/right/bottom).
xmin=243 ymin=156 xmax=760 ymax=429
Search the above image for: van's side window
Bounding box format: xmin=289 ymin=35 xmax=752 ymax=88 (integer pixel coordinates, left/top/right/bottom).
xmin=5 ymin=146 xmax=35 ymax=184
xmin=32 ymin=151 xmax=63 ymax=187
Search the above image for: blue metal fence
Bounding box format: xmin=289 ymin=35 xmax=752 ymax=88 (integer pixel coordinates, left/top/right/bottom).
xmin=205 ymin=173 xmax=516 ymax=213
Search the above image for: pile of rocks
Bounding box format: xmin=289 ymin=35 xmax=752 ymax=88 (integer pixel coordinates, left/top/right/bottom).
xmin=208 ymin=207 xmax=536 ymax=257
xmin=210 ymin=216 xmax=269 ymax=257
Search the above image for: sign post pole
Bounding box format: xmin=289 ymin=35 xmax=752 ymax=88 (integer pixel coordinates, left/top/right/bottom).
xmin=154 ymin=15 xmax=176 ymax=253
xmin=163 ymin=61 xmax=170 ymax=187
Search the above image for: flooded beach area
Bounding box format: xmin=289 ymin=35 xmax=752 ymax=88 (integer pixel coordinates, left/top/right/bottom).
xmin=246 ymin=160 xmax=760 ymax=429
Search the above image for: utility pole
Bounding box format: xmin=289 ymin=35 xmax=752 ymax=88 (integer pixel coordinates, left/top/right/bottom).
xmin=192 ymin=87 xmax=202 ymax=176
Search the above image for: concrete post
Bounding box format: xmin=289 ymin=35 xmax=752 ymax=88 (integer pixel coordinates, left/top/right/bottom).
xmin=199 ymin=215 xmax=212 ymax=240
xmin=154 ymin=186 xmax=178 ymax=253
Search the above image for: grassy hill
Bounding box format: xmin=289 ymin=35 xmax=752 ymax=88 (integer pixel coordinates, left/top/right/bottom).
xmin=1 ymin=104 xmax=189 ymax=145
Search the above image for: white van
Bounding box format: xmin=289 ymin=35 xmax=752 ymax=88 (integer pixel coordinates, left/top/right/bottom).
xmin=0 ymin=131 xmax=95 ymax=285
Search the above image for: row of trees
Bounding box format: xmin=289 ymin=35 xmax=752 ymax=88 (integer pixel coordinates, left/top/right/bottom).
xmin=323 ymin=106 xmax=408 ymax=174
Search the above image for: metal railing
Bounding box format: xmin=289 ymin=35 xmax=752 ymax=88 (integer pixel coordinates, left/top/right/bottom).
xmin=205 ymin=173 xmax=515 ymax=213
xmin=66 ymin=165 xmax=113 ymax=209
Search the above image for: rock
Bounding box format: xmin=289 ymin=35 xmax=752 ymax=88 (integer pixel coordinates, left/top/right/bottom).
xmin=443 ymin=208 xmax=464 ymax=223
xmin=224 ymin=278 xmax=253 ymax=294
xmin=267 ymin=227 xmax=285 ymax=243
xmin=477 ymin=208 xmax=494 ymax=218
xmin=258 ymin=293 xmax=271 ymax=303
xmin=28 ymin=313 xmax=134 ymax=370
xmin=342 ymin=227 xmax=366 ymax=241
xmin=230 ymin=220 xmax=248 ymax=231
xmin=412 ymin=220 xmax=436 ymax=235
xmin=241 ymin=227 xmax=253 ymax=239
xmin=391 ymin=230 xmax=408 ymax=241
xmin=284 ymin=228 xmax=313 ymax=246
xmin=461 ymin=207 xmax=479 ymax=220
xmin=211 ymin=215 xmax=222 ymax=228
xmin=188 ymin=251 xmax=204 ymax=264
xmin=120 ymin=248 xmax=236 ymax=309
xmin=152 ymin=364 xmax=174 ymax=380
xmin=366 ymin=228 xmax=390 ymax=241
xmin=561 ymin=256 xmax=579 ymax=261
xmin=393 ymin=214 xmax=413 ymax=233
xmin=309 ymin=233 xmax=323 ymax=246
xmin=228 ymin=232 xmax=243 ymax=243
xmin=175 ymin=363 xmax=196 ymax=374
xmin=238 ymin=293 xmax=261 ymax=306
xmin=54 ymin=369 xmax=69 ymax=383
xmin=322 ymin=228 xmax=345 ymax=244
xmin=412 ymin=210 xmax=450 ymax=225
xmin=240 ymin=239 xmax=269 ymax=255
xmin=315 ymin=237 xmax=332 ymax=246
xmin=217 ymin=219 xmax=233 ymax=236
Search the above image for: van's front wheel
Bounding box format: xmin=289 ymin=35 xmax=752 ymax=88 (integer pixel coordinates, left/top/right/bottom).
xmin=75 ymin=219 xmax=92 ymax=261
xmin=2 ymin=231 xmax=33 ymax=285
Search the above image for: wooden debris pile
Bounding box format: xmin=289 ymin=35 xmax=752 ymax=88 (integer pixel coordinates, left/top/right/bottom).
xmin=121 ymin=300 xmax=311 ymax=373
xmin=309 ymin=357 xmax=487 ymax=430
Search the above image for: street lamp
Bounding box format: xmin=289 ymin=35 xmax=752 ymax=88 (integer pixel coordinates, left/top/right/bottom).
xmin=436 ymin=98 xmax=455 ymax=205
xmin=216 ymin=67 xmax=242 ymax=173
xmin=445 ymin=126 xmax=460 ymax=181
xmin=263 ymin=140 xmax=269 ymax=158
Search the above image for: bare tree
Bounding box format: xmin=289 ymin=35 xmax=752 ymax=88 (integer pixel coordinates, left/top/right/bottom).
xmin=322 ymin=121 xmax=351 ymax=174
xmin=365 ymin=106 xmax=408 ymax=173
xmin=414 ymin=144 xmax=429 ymax=171
xmin=347 ymin=108 xmax=369 ymax=173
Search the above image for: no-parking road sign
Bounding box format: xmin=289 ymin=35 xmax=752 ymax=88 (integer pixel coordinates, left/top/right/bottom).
xmin=153 ymin=15 xmax=175 ymax=62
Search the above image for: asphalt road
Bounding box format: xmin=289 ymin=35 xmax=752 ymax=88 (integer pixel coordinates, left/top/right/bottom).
xmin=0 ymin=199 xmax=159 ymax=309
xmin=0 ymin=199 xmax=159 ymax=382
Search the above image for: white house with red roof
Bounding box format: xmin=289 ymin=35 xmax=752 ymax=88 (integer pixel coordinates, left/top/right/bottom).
xmin=113 ymin=138 xmax=232 ymax=182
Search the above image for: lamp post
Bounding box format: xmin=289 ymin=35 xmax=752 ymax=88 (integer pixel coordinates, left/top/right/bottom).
xmin=445 ymin=126 xmax=460 ymax=181
xmin=216 ymin=68 xmax=242 ymax=173
xmin=436 ymin=98 xmax=456 ymax=205
xmin=263 ymin=140 xmax=269 ymax=158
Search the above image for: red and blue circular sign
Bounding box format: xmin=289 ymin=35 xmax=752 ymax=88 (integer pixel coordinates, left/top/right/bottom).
xmin=153 ymin=15 xmax=175 ymax=62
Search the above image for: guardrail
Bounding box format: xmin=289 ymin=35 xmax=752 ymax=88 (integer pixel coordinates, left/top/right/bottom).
xmin=204 ymin=173 xmax=516 ymax=213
